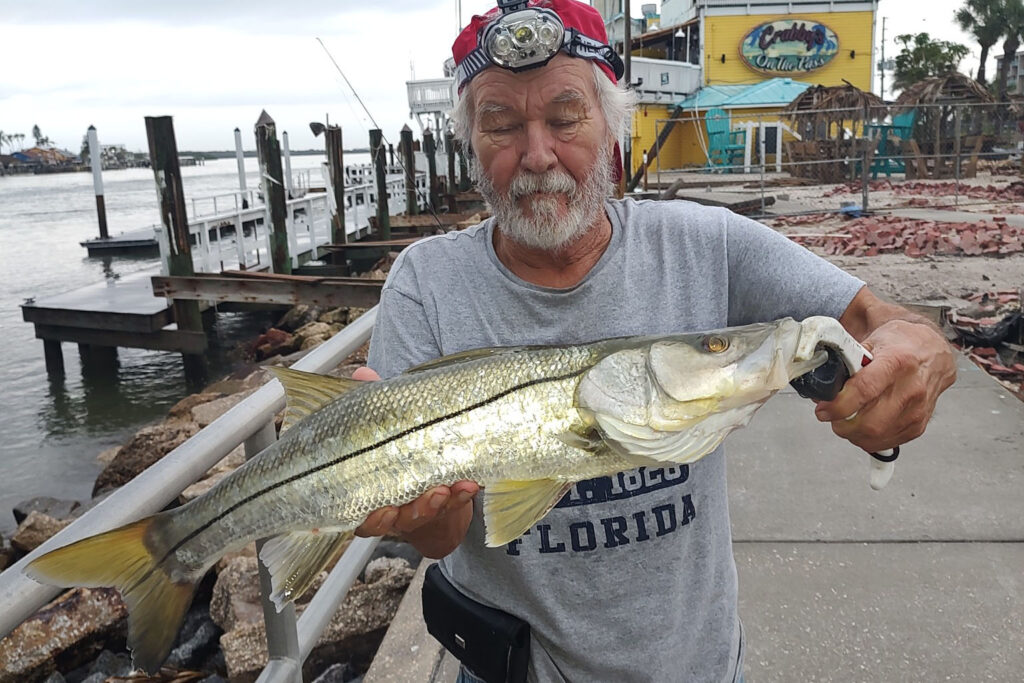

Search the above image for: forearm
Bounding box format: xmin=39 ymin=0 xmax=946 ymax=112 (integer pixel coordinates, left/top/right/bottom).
xmin=839 ymin=287 xmax=943 ymax=342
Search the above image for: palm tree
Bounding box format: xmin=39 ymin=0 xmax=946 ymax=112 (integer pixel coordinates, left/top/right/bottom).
xmin=955 ymin=0 xmax=1006 ymax=84
xmin=995 ymin=0 xmax=1024 ymax=100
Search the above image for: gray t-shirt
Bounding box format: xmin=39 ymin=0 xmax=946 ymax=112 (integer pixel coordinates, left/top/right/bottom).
xmin=367 ymin=198 xmax=864 ymax=683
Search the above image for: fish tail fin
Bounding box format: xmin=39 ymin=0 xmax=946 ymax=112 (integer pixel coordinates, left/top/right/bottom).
xmin=25 ymin=517 xmax=197 ymax=674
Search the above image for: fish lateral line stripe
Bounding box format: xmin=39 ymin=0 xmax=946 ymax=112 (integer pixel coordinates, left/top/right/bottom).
xmin=163 ymin=366 xmax=590 ymax=560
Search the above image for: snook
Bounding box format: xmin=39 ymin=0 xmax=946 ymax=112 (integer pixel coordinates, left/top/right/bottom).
xmin=26 ymin=316 xmax=837 ymax=673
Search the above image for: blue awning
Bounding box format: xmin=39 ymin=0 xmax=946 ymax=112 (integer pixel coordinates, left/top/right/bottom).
xmin=677 ymin=78 xmax=812 ymax=110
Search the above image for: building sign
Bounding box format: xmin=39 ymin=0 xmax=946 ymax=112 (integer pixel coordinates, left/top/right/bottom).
xmin=740 ymin=19 xmax=839 ymax=75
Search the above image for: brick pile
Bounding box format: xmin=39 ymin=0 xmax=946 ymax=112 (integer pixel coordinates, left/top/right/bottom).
xmin=948 ymin=290 xmax=1024 ymax=399
xmin=785 ymin=216 xmax=1024 ymax=257
xmin=823 ymin=180 xmax=1024 ymax=203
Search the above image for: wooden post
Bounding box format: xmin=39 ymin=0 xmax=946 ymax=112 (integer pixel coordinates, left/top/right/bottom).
xmin=87 ymin=125 xmax=108 ymax=239
xmin=254 ymin=110 xmax=291 ymax=274
xmin=43 ymin=340 xmax=64 ymax=378
xmin=145 ymin=115 xmax=207 ymax=385
xmin=400 ymin=124 xmax=418 ymax=215
xmin=282 ymin=130 xmax=294 ymax=199
xmin=325 ymin=125 xmax=346 ymax=245
xmin=233 ymin=127 xmax=247 ymax=205
xmin=458 ymin=140 xmax=470 ymax=191
xmin=388 ymin=143 xmax=395 ymax=167
xmin=445 ymin=131 xmax=457 ymax=212
xmin=424 ymin=128 xmax=439 ymax=211
xmin=370 ymin=129 xmax=391 ymax=241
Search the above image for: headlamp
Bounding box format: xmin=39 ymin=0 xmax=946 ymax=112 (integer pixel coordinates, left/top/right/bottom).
xmin=482 ymin=7 xmax=565 ymax=71
xmin=455 ymin=0 xmax=625 ymax=89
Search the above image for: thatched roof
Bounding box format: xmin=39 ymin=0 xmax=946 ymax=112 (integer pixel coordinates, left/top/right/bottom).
xmin=894 ymin=72 xmax=995 ymax=109
xmin=785 ymin=83 xmax=888 ymax=119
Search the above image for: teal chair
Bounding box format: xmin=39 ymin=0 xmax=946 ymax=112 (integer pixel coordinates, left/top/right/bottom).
xmin=705 ymin=108 xmax=746 ymax=172
xmin=867 ymin=108 xmax=917 ymax=178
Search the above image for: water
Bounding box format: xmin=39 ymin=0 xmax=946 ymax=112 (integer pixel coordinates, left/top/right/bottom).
xmin=0 ymin=154 xmax=368 ymax=536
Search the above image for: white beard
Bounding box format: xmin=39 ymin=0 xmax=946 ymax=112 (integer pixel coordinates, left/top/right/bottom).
xmin=472 ymin=141 xmax=612 ymax=252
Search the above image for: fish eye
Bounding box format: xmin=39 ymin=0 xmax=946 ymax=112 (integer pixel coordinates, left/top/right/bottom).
xmin=703 ymin=335 xmax=730 ymax=353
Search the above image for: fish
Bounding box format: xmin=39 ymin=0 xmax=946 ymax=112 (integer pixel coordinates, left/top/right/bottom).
xmin=24 ymin=315 xmax=846 ymax=673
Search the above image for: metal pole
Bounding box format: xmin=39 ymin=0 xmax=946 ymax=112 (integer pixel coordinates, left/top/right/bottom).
xmin=145 ymin=115 xmax=207 ymax=386
xmin=400 ymin=125 xmax=417 ymax=215
xmin=325 ymin=125 xmax=346 ymax=244
xmin=370 ymin=129 xmax=391 ymax=241
xmin=255 ymin=110 xmax=291 ymax=274
xmin=87 ymin=125 xmax=108 ymax=239
xmin=954 ymin=106 xmax=962 ymax=208
xmin=424 ymin=128 xmax=439 ymax=211
xmin=759 ymin=114 xmax=766 ymax=213
xmin=234 ymin=127 xmax=247 ymax=195
xmin=282 ymin=131 xmax=294 ymax=200
xmin=458 ymin=141 xmax=470 ymax=191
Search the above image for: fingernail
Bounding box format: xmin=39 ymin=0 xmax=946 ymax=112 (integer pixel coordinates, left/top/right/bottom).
xmin=429 ymin=492 xmax=447 ymax=509
xmin=456 ymin=491 xmax=473 ymax=504
xmin=381 ymin=509 xmax=398 ymax=527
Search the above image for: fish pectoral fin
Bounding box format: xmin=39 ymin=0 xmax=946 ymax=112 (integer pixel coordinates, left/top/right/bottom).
xmin=269 ymin=367 xmax=362 ymax=432
xmin=259 ymin=529 xmax=354 ymax=610
xmin=593 ymin=413 xmax=729 ymax=465
xmin=554 ymin=428 xmax=604 ymax=452
xmin=482 ymin=479 xmax=572 ymax=548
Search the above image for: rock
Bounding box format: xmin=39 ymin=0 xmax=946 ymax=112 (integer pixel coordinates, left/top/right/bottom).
xmin=366 ymin=540 xmax=422 ymax=577
xmin=191 ymin=390 xmax=256 ymax=428
xmin=363 ymin=556 xmax=410 ymax=584
xmin=93 ymin=421 xmax=200 ymax=496
xmin=41 ymin=673 xmax=65 ymax=683
xmin=311 ymin=662 xmax=357 ymax=683
xmin=11 ymin=511 xmax=72 ymax=554
xmin=95 ymin=446 xmax=121 ymax=466
xmin=210 ymin=557 xmax=264 ymax=633
xmin=294 ymin=321 xmax=334 ymax=342
xmin=13 ymin=497 xmax=81 ymax=525
xmin=165 ymin=617 xmax=222 ymax=670
xmin=253 ymin=328 xmax=300 ymax=360
xmin=179 ymin=444 xmax=247 ymax=504
xmin=277 ymin=305 xmax=323 ymax=332
xmin=219 ymin=619 xmax=268 ymax=683
xmin=84 ymin=649 xmax=133 ymax=679
xmin=168 ymin=391 xmax=224 ymax=422
xmin=317 ymin=308 xmax=349 ymax=326
xmin=300 ymin=334 xmax=329 ymax=351
xmin=0 ymin=587 xmax=127 ymax=683
xmin=198 ymin=675 xmax=229 ymax=683
xmin=0 ymin=540 xmax=16 ymax=571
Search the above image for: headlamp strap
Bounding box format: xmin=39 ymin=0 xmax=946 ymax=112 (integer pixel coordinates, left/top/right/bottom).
xmin=564 ymin=28 xmax=625 ymax=80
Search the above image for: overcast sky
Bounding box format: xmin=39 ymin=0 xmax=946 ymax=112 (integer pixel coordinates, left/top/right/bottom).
xmin=0 ymin=0 xmax=984 ymax=153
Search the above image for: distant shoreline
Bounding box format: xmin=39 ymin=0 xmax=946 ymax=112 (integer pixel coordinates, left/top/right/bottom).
xmin=181 ymin=148 xmax=370 ymax=159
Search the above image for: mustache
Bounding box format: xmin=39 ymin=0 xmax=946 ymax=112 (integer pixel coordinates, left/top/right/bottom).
xmin=508 ymin=170 xmax=577 ymax=199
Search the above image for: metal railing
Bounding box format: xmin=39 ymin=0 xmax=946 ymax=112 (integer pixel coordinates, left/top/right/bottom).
xmin=0 ymin=307 xmax=380 ymax=683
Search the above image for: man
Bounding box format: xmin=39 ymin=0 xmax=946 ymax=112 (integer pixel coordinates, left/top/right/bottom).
xmin=354 ymin=1 xmax=956 ymax=680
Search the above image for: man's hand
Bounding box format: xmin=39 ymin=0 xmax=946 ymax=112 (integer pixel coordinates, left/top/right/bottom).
xmin=817 ymin=290 xmax=957 ymax=454
xmin=350 ymin=367 xmax=480 ymax=559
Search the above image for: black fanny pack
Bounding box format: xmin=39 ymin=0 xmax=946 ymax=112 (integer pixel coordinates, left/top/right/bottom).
xmin=421 ymin=563 xmax=530 ymax=683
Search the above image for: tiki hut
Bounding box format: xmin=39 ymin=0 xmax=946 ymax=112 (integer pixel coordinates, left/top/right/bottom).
xmin=892 ymin=72 xmax=997 ymax=178
xmin=783 ymin=83 xmax=888 ymax=182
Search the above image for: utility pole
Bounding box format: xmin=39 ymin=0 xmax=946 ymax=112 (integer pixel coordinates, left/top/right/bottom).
xmin=623 ymin=0 xmax=632 ymax=183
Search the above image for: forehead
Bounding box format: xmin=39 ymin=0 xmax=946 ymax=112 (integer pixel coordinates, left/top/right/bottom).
xmin=470 ymin=54 xmax=598 ymax=112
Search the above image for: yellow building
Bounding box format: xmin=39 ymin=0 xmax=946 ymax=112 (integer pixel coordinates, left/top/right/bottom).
xmin=600 ymin=0 xmax=880 ymax=178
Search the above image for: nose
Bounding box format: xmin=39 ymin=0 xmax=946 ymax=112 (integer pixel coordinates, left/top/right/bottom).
xmin=519 ymin=121 xmax=557 ymax=175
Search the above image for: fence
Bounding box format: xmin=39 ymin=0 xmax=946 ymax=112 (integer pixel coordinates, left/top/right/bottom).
xmin=648 ymin=101 xmax=1023 ymax=214
xmin=0 ymin=308 xmax=381 ymax=683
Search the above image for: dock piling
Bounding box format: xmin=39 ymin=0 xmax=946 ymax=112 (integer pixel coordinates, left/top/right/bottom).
xmin=424 ymin=128 xmax=439 ymax=212
xmin=254 ymin=110 xmax=292 ymax=275
xmin=400 ymin=125 xmax=417 ymax=215
xmin=145 ymin=115 xmax=207 ymax=385
xmin=457 ymin=140 xmax=470 ymax=192
xmin=324 ymin=125 xmax=346 ymax=245
xmin=282 ymin=131 xmax=294 ymax=199
xmin=445 ymin=131 xmax=457 ymax=212
xmin=233 ymin=127 xmax=247 ymax=202
xmin=370 ymin=129 xmax=391 ymax=241
xmin=87 ymin=126 xmax=109 ymax=240
xmin=43 ymin=340 xmax=64 ymax=379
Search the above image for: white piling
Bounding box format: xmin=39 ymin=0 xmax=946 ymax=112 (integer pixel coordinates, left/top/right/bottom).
xmin=282 ymin=131 xmax=294 ymax=199
xmin=87 ymin=125 xmax=108 ymax=239
xmin=234 ymin=127 xmax=247 ymax=197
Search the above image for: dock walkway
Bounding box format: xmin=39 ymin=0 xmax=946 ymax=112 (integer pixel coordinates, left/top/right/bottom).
xmin=363 ymin=354 xmax=1024 ymax=681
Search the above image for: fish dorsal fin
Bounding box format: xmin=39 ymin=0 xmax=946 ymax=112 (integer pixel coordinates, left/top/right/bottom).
xmin=269 ymin=366 xmax=362 ymax=431
xmin=482 ymin=479 xmax=572 ymax=547
xmin=259 ymin=529 xmax=354 ymax=610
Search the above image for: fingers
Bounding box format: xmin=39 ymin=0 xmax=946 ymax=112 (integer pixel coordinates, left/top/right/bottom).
xmin=354 ymin=481 xmax=480 ymax=539
xmin=352 ymin=366 xmax=381 ymax=382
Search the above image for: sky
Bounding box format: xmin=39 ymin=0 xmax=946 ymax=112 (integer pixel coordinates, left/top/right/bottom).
xmin=0 ymin=0 xmax=988 ymax=153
